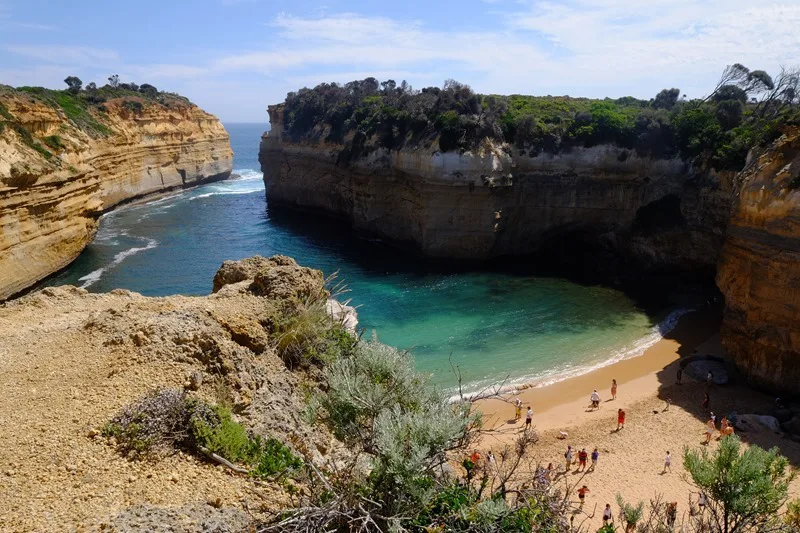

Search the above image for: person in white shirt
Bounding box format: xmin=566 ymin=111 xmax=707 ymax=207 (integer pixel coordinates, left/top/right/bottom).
xmin=525 ymin=407 xmax=533 ymax=430
xmin=603 ymin=503 xmax=613 ymax=525
xmin=663 ymin=451 xmax=672 ymax=474
xmin=590 ymin=389 xmax=601 ymax=410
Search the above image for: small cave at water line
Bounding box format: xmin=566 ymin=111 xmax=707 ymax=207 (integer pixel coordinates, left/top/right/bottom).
xmin=632 ymin=194 xmax=686 ymax=237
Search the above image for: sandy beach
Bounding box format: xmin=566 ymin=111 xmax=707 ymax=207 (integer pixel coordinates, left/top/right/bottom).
xmin=474 ymin=307 xmax=800 ymax=530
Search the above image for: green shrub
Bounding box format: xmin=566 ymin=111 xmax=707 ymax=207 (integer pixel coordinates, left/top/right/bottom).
xmin=105 ymin=389 xmax=303 ymax=480
xmin=683 ymin=435 xmax=795 ymax=532
xmin=189 ymin=403 xmax=259 ymax=464
xmin=250 ymin=438 xmax=303 ymax=479
xmin=42 ymin=135 xmax=64 ymax=151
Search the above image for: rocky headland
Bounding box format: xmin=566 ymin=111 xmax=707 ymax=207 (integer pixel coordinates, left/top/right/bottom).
xmin=0 ymin=85 xmax=233 ymax=300
xmin=260 ymin=79 xmax=799 ymax=395
xmin=0 ymin=256 xmax=350 ymax=531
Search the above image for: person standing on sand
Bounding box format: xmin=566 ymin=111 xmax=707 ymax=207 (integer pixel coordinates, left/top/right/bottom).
xmin=590 ymin=389 xmax=601 ymax=410
xmin=565 ymin=446 xmax=574 ymax=471
xmin=611 ymin=379 xmax=617 ymax=400
xmin=603 ymin=503 xmax=613 ymax=525
xmin=677 ymin=367 xmax=683 ymax=385
xmin=590 ymin=448 xmax=599 ymax=471
xmin=707 ymin=370 xmax=713 ymax=386
xmin=705 ymin=417 xmax=715 ymax=444
xmin=577 ymin=448 xmax=588 ymax=471
xmin=702 ymin=392 xmax=710 ymax=410
xmin=525 ymin=407 xmax=533 ymax=430
xmin=514 ymin=398 xmax=523 ymax=421
xmin=662 ymin=451 xmax=672 ymax=474
xmin=577 ymin=485 xmax=590 ymax=508
xmin=617 ymin=408 xmax=626 ymax=430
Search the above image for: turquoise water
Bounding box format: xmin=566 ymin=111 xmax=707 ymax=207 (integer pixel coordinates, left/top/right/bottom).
xmin=48 ymin=123 xmax=675 ymax=393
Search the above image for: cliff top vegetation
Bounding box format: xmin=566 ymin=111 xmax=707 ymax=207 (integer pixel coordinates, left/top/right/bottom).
xmin=0 ymin=75 xmax=198 ymax=161
xmin=275 ymin=64 xmax=800 ymax=171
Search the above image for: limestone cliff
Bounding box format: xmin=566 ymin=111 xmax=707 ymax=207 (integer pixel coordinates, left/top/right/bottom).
xmin=0 ymin=87 xmax=232 ymax=300
xmin=717 ymin=128 xmax=800 ymax=394
xmin=261 ymin=104 xmax=734 ymax=276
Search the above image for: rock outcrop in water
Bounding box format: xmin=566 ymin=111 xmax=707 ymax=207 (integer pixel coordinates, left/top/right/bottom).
xmin=261 ymin=104 xmax=734 ymax=275
xmin=717 ymin=127 xmax=800 ymax=395
xmin=0 ymin=87 xmax=233 ymax=300
xmin=261 ymin=107 xmax=800 ymax=394
xmin=0 ymin=256 xmax=349 ymax=530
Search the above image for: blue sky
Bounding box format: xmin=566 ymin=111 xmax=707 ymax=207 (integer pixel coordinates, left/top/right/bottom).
xmin=1 ymin=0 xmax=798 ymax=123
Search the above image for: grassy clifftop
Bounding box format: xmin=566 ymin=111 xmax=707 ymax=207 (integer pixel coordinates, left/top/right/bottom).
xmin=274 ymin=64 xmax=799 ymax=172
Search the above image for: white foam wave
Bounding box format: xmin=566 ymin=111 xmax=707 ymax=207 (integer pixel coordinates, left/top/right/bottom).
xmin=449 ymin=308 xmax=694 ymax=401
xmin=191 ymin=189 xmax=262 ymax=200
xmin=79 ymin=238 xmax=159 ymax=288
xmin=231 ymin=168 xmax=263 ymax=182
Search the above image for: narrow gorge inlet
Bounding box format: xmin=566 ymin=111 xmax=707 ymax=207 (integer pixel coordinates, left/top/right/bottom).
xmin=48 ymin=123 xmax=680 ymax=393
xmin=1 ymin=3 xmax=799 ymax=530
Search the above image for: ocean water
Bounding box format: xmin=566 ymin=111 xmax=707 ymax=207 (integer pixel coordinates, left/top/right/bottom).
xmin=48 ymin=123 xmax=680 ymax=393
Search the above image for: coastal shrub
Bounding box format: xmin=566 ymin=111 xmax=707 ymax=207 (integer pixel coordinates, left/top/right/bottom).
xmin=616 ymin=494 xmax=644 ymax=532
xmin=103 ymin=388 xmax=190 ymax=458
xmin=277 ymin=64 xmax=798 ymax=173
xmin=269 ymin=295 xmax=357 ymax=369
xmin=786 ymin=499 xmax=800 ymax=529
xmin=683 ymin=435 xmax=796 ymax=532
xmin=42 ymin=135 xmax=64 ymax=151
xmin=104 ymin=389 xmax=302 ymax=479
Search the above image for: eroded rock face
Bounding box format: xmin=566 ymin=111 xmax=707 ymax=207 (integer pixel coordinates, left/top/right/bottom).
xmin=717 ymin=128 xmax=800 ymax=395
xmin=260 ymin=105 xmax=733 ymax=276
xmin=0 ymin=89 xmax=233 ymax=300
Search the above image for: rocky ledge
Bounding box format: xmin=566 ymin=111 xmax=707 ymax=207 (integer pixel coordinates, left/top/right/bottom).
xmin=0 ymin=87 xmax=233 ymax=300
xmin=0 ymin=256 xmax=351 ymax=531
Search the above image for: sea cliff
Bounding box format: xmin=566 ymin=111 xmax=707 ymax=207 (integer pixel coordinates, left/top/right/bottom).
xmin=717 ymin=127 xmax=800 ymax=395
xmin=0 ymin=86 xmax=232 ymax=300
xmin=261 ymin=105 xmax=800 ymax=394
xmin=261 ymin=104 xmax=734 ymax=275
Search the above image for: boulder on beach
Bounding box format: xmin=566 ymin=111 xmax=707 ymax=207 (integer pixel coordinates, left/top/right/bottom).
xmin=735 ymin=414 xmax=782 ymax=434
xmin=685 ymin=359 xmax=728 ymax=385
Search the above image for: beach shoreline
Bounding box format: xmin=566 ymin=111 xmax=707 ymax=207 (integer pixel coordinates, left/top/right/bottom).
xmin=472 ymin=306 xmax=800 ymax=530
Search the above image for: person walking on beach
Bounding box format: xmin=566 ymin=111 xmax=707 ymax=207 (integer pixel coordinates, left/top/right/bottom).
xmin=676 ymin=367 xmax=683 ymax=385
xmin=577 ymin=485 xmax=590 ymax=508
xmin=611 ymin=379 xmax=617 ymax=400
xmin=577 ymin=448 xmax=588 ymax=471
xmin=514 ymin=398 xmax=523 ymax=421
xmin=590 ymin=389 xmax=601 ymax=410
xmin=565 ymin=446 xmax=574 ymax=471
xmin=662 ymin=451 xmax=672 ymax=474
xmin=705 ymin=417 xmax=715 ymax=444
xmin=617 ymin=408 xmax=626 ymax=431
xmin=603 ymin=503 xmax=613 ymax=525
xmin=590 ymin=448 xmax=599 ymax=471
xmin=706 ymin=370 xmax=714 ymax=387
xmin=702 ymin=392 xmax=710 ymax=411
xmin=525 ymin=407 xmax=533 ymax=430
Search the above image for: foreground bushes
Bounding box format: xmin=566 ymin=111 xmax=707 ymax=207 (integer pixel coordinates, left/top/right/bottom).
xmin=104 ymin=389 xmax=300 ymax=480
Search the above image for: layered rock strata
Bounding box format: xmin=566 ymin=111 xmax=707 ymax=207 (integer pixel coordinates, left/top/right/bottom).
xmin=0 ymin=89 xmax=233 ymax=300
xmin=261 ymin=105 xmax=800 ymax=394
xmin=717 ymin=128 xmax=800 ymax=394
xmin=260 ymin=105 xmax=734 ymax=274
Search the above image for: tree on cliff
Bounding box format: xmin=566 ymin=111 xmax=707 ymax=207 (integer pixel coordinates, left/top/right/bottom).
xmin=63 ymin=76 xmax=82 ymax=94
xmin=683 ymin=435 xmax=796 ymax=533
xmin=652 ymin=88 xmax=680 ymax=110
xmin=107 ymin=74 xmax=119 ymax=88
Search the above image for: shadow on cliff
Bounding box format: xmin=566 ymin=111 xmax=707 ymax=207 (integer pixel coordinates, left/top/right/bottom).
xmin=651 ymin=306 xmax=800 ymax=467
xmin=265 ymin=205 xmax=712 ymax=320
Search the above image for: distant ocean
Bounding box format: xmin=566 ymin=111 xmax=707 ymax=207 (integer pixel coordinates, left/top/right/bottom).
xmin=48 ymin=123 xmax=685 ymax=394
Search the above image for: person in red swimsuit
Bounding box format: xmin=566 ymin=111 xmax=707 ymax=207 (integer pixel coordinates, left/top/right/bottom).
xmin=577 ymin=485 xmax=590 ymax=507
xmin=617 ymin=408 xmax=626 ymax=430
